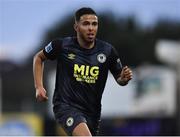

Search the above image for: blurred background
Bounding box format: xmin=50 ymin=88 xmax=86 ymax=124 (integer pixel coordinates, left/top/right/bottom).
xmin=0 ymin=0 xmax=180 ymax=135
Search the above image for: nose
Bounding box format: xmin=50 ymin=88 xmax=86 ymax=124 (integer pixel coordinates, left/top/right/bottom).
xmin=88 ymin=25 xmax=93 ymax=31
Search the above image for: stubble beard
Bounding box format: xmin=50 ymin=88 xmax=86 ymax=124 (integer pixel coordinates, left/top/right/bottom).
xmin=77 ymin=33 xmax=95 ymax=49
xmin=83 ymin=33 xmax=96 ymax=44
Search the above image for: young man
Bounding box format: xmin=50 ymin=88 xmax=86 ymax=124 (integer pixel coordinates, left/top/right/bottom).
xmin=33 ymin=7 xmax=132 ymax=136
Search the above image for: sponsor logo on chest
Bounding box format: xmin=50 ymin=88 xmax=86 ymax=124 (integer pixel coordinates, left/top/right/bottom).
xmin=73 ymin=64 xmax=99 ymax=84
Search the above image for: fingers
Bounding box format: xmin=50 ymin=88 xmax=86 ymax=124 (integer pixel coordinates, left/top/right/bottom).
xmin=36 ymin=88 xmax=48 ymax=102
xmin=41 ymin=93 xmax=48 ymax=101
xmin=121 ymin=66 xmax=133 ymax=80
xmin=37 ymin=93 xmax=48 ymax=102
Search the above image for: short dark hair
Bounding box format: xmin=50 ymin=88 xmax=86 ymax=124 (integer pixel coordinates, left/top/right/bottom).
xmin=74 ymin=7 xmax=97 ymax=22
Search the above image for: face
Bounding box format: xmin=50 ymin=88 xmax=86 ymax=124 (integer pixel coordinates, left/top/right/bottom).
xmin=74 ymin=14 xmax=98 ymax=43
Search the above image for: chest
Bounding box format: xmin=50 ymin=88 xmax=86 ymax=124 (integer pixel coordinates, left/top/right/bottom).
xmin=60 ymin=46 xmax=108 ymax=67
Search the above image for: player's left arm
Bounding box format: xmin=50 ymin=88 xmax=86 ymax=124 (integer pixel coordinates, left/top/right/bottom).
xmin=108 ymin=45 xmax=133 ymax=86
xmin=117 ymin=66 xmax=133 ymax=86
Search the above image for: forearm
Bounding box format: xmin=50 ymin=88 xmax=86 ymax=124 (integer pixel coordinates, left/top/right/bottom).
xmin=33 ymin=52 xmax=45 ymax=89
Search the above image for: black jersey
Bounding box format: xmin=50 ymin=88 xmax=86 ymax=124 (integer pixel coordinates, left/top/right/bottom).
xmin=43 ymin=37 xmax=122 ymax=117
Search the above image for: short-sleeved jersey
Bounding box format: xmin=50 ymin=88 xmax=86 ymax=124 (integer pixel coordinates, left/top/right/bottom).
xmin=43 ymin=37 xmax=122 ymax=117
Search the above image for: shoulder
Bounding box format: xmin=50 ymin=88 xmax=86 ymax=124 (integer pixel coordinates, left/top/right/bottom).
xmin=51 ymin=37 xmax=74 ymax=45
xmin=61 ymin=37 xmax=75 ymax=46
xmin=51 ymin=37 xmax=62 ymax=43
xmin=96 ymin=39 xmax=114 ymax=51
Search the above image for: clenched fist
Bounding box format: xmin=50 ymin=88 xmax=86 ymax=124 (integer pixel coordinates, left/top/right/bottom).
xmin=36 ymin=87 xmax=48 ymax=102
xmin=117 ymin=66 xmax=133 ymax=86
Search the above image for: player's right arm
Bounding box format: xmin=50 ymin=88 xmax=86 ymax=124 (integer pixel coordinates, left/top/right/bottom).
xmin=33 ymin=38 xmax=62 ymax=102
xmin=33 ymin=50 xmax=48 ymax=102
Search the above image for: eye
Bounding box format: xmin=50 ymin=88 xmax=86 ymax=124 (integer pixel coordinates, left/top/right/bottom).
xmin=92 ymin=22 xmax=98 ymax=26
xmin=82 ymin=21 xmax=90 ymax=26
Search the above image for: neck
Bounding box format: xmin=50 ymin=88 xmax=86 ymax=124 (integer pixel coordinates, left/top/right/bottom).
xmin=77 ymin=35 xmax=95 ymax=49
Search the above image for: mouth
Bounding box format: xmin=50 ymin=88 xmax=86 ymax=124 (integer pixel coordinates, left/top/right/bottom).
xmin=87 ymin=33 xmax=95 ymax=39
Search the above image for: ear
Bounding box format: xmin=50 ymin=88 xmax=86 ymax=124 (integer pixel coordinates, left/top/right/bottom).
xmin=74 ymin=22 xmax=78 ymax=32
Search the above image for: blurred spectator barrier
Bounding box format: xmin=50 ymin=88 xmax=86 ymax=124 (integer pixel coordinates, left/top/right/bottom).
xmin=0 ymin=113 xmax=43 ymax=136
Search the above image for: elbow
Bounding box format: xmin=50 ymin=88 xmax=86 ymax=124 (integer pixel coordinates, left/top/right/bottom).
xmin=33 ymin=50 xmax=46 ymax=63
xmin=33 ymin=53 xmax=40 ymax=63
xmin=33 ymin=53 xmax=38 ymax=61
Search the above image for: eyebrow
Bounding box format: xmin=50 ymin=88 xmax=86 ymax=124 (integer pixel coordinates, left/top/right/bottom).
xmin=80 ymin=18 xmax=98 ymax=22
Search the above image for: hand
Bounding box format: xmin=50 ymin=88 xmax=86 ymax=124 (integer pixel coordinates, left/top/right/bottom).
xmin=36 ymin=87 xmax=48 ymax=102
xmin=117 ymin=66 xmax=133 ymax=85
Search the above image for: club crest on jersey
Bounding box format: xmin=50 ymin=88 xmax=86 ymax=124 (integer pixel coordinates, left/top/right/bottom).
xmin=68 ymin=53 xmax=76 ymax=60
xmin=97 ymin=53 xmax=106 ymax=63
xmin=66 ymin=117 xmax=74 ymax=127
xmin=45 ymin=43 xmax=53 ymax=53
